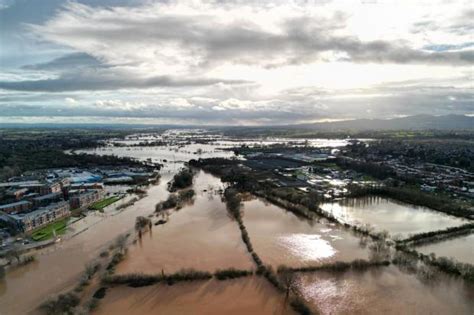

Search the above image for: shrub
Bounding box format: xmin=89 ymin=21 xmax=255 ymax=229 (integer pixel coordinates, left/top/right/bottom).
xmin=92 ymin=287 xmax=107 ymax=299
xmin=214 ymin=268 xmax=252 ymax=280
xmin=168 ymin=168 xmax=194 ymax=191
xmin=290 ymin=297 xmax=313 ymax=315
xmin=40 ymin=293 xmax=80 ymax=315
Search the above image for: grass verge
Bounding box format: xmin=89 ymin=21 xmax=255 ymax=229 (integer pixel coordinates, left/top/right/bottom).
xmin=31 ymin=218 xmax=69 ymax=241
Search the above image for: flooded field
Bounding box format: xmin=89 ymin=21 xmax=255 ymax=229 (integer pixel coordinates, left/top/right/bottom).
xmin=320 ymin=196 xmax=467 ymax=238
xmin=94 ymin=276 xmax=295 ymax=315
xmin=242 ymin=198 xmax=370 ymax=268
xmin=116 ymin=171 xmax=254 ymax=274
xmin=415 ymin=233 xmax=474 ymax=265
xmin=296 ymin=265 xmax=474 ymax=315
xmin=0 ymin=175 xmax=172 ymax=315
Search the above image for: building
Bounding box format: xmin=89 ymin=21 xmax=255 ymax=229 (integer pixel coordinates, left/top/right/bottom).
xmin=39 ymin=182 xmax=62 ymax=195
xmin=69 ymin=189 xmax=105 ymax=209
xmin=32 ymin=192 xmax=63 ymax=207
xmin=11 ymin=201 xmax=70 ymax=232
xmin=0 ymin=200 xmax=32 ymax=214
xmin=6 ymin=187 xmax=29 ymax=200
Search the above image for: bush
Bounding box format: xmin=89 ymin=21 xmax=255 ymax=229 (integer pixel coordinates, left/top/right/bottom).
xmin=135 ymin=216 xmax=151 ymax=232
xmin=92 ymin=287 xmax=107 ymax=299
xmin=290 ymin=297 xmax=313 ymax=315
xmin=103 ymin=273 xmax=161 ymax=287
xmin=40 ymin=293 xmax=80 ymax=315
xmin=214 ymin=268 xmax=252 ymax=280
xmin=168 ymin=168 xmax=194 ymax=191
xmin=224 ymin=188 xmax=242 ymax=220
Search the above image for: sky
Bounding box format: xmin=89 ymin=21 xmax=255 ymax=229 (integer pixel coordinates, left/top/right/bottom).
xmin=0 ymin=0 xmax=473 ymax=125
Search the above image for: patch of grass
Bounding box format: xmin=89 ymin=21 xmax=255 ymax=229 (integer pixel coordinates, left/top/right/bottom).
xmin=31 ymin=218 xmax=69 ymax=241
xmin=89 ymin=196 xmax=121 ymax=210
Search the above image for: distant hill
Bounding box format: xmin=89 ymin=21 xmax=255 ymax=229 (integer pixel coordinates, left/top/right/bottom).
xmin=294 ymin=115 xmax=474 ymax=131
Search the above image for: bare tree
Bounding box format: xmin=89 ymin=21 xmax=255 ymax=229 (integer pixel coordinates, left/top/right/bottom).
xmin=279 ymin=266 xmax=297 ymax=298
xmin=115 ymin=234 xmax=128 ymax=253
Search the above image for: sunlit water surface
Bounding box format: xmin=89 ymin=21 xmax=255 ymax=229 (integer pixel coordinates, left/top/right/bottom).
xmin=296 ymin=265 xmax=474 ymax=315
xmin=320 ymin=196 xmax=467 ymax=238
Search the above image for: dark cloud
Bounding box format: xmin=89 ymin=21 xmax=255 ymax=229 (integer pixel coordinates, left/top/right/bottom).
xmin=22 ymin=52 xmax=102 ymax=70
xmin=0 ymin=73 xmax=249 ymax=92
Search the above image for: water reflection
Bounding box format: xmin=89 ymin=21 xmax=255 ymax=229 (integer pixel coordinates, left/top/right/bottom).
xmin=278 ymin=234 xmax=337 ymax=261
xmin=296 ymin=265 xmax=474 ymax=315
xmin=321 ymin=196 xmax=467 ymax=237
xmin=416 ymin=233 xmax=474 ymax=265
xmin=242 ymin=198 xmax=370 ymax=268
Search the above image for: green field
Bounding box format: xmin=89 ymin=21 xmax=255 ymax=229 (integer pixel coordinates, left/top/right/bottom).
xmin=89 ymin=196 xmax=121 ymax=210
xmin=31 ymin=218 xmax=69 ymax=241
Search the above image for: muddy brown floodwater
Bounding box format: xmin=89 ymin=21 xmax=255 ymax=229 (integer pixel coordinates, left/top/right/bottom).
xmin=94 ymin=276 xmax=296 ymax=315
xmin=0 ymin=173 xmax=173 ymax=315
xmin=296 ymin=265 xmax=474 ymax=315
xmin=241 ymin=198 xmax=370 ymax=268
xmin=116 ymin=171 xmax=254 ymax=274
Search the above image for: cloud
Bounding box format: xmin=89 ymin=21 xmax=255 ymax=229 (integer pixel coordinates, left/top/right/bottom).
xmin=0 ymin=71 xmax=249 ymax=92
xmin=28 ymin=1 xmax=473 ymax=73
xmin=1 ymin=0 xmax=473 ymax=124
xmin=22 ymin=52 xmax=102 ymax=70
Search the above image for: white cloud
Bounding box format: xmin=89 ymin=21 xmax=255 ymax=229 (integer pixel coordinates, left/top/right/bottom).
xmin=0 ymin=0 xmax=472 ymax=124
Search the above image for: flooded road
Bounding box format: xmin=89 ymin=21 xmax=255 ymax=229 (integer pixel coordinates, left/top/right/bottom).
xmin=116 ymin=171 xmax=254 ymax=274
xmin=0 ymin=174 xmax=172 ymax=315
xmin=415 ymin=233 xmax=474 ymax=265
xmin=242 ymin=198 xmax=369 ymax=268
xmin=94 ymin=277 xmax=296 ymax=315
xmin=296 ymin=265 xmax=474 ymax=315
xmin=320 ymin=196 xmax=467 ymax=238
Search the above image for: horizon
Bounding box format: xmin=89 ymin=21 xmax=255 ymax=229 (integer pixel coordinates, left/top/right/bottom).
xmin=1 ymin=0 xmax=473 ymax=125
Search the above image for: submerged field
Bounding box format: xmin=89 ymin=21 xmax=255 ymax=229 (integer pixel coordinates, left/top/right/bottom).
xmin=115 ymin=171 xmax=254 ymax=274
xmin=94 ymin=276 xmax=295 ymax=315
xmin=415 ymin=233 xmax=474 ymax=265
xmin=241 ymin=198 xmax=370 ymax=268
xmin=320 ymin=196 xmax=467 ymax=238
xmin=295 ymin=265 xmax=474 ymax=315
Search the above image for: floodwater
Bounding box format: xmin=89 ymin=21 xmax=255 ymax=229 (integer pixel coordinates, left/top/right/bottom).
xmin=0 ymin=174 xmax=172 ymax=315
xmin=241 ymin=198 xmax=370 ymax=268
xmin=415 ymin=233 xmax=474 ymax=265
xmin=77 ymin=142 xmax=235 ymax=165
xmin=296 ymin=265 xmax=474 ymax=315
xmin=116 ymin=171 xmax=254 ymax=274
xmin=94 ymin=277 xmax=296 ymax=315
xmin=320 ymin=196 xmax=467 ymax=238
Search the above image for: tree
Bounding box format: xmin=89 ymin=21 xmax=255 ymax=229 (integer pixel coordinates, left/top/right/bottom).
xmin=278 ymin=266 xmax=297 ymax=298
xmin=4 ymin=246 xmax=20 ymax=265
xmin=115 ymin=234 xmax=128 ymax=253
xmin=135 ymin=216 xmax=151 ymax=236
